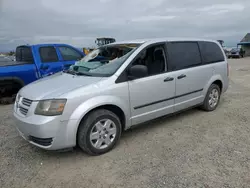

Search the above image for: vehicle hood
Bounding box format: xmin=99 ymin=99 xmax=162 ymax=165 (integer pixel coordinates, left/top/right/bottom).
xmin=19 ymin=72 xmax=104 ymax=100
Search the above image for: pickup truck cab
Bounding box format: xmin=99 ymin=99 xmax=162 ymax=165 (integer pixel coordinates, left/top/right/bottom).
xmin=0 ymin=44 xmax=85 ymax=103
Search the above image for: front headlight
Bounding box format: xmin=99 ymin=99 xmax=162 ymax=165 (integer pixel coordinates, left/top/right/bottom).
xmin=35 ymin=99 xmax=67 ymax=116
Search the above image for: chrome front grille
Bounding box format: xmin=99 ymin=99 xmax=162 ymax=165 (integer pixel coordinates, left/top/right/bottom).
xmin=19 ymin=106 xmax=28 ymax=115
xmin=22 ymin=98 xmax=32 ymax=107
xmin=17 ymin=96 xmax=33 ymax=116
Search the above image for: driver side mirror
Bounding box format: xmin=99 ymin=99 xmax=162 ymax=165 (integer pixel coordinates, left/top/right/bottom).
xmin=128 ymin=65 xmax=148 ymax=80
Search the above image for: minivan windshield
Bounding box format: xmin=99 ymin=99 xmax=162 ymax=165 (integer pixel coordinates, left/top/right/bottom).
xmin=65 ymin=43 xmax=141 ymax=77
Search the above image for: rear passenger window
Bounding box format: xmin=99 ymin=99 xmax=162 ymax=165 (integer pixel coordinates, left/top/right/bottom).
xmin=167 ymin=42 xmax=201 ymax=70
xmin=16 ymin=46 xmax=34 ymax=63
xmin=198 ymin=41 xmax=225 ymax=64
xmin=39 ymin=47 xmax=58 ymax=63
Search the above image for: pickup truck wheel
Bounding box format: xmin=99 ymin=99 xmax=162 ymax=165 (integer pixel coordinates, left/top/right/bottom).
xmin=0 ymin=81 xmax=22 ymax=105
xmin=0 ymin=96 xmax=15 ymax=105
xmin=77 ymin=109 xmax=122 ymax=155
xmin=201 ymin=84 xmax=221 ymax=111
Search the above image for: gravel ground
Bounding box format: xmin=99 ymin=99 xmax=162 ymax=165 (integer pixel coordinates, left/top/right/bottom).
xmin=1 ymin=58 xmax=250 ymax=188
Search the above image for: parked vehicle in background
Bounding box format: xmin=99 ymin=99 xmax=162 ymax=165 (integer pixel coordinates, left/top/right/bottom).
xmin=13 ymin=38 xmax=228 ymax=155
xmin=227 ymin=48 xmax=243 ymax=58
xmin=95 ymin=37 xmax=116 ymax=46
xmin=0 ymin=44 xmax=85 ymax=104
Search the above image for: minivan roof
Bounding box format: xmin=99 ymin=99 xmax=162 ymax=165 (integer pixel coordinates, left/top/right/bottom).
xmin=109 ymin=38 xmax=219 ymax=46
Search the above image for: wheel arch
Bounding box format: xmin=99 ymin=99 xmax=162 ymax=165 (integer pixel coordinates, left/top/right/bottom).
xmin=0 ymin=76 xmax=25 ymax=95
xmin=203 ymin=75 xmax=224 ymax=96
xmin=0 ymin=76 xmax=25 ymax=87
xmin=78 ymin=104 xmax=126 ymax=131
xmin=212 ymin=80 xmax=223 ymax=92
xmin=66 ymin=96 xmax=130 ymax=147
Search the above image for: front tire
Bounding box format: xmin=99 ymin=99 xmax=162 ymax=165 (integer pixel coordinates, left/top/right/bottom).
xmin=77 ymin=109 xmax=122 ymax=155
xmin=201 ymin=84 xmax=221 ymax=111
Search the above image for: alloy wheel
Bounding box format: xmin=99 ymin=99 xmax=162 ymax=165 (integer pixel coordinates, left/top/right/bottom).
xmin=89 ymin=119 xmax=117 ymax=149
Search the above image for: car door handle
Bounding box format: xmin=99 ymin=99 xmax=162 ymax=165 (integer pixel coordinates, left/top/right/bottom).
xmin=164 ymin=77 xmax=174 ymax=82
xmin=177 ymin=74 xmax=186 ymax=79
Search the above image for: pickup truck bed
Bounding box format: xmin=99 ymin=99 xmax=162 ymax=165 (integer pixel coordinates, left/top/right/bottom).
xmin=0 ymin=61 xmax=28 ymax=67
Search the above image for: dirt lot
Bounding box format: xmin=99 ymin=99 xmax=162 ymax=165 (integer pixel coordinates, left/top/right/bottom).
xmin=1 ymin=58 xmax=250 ymax=188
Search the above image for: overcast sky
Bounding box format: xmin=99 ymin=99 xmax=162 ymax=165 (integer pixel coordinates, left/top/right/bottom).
xmin=0 ymin=0 xmax=249 ymax=51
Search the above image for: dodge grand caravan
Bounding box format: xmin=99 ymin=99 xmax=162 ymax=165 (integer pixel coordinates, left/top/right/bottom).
xmin=14 ymin=38 xmax=229 ymax=155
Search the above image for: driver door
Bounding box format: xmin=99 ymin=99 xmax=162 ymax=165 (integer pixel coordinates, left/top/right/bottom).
xmin=128 ymin=43 xmax=176 ymax=125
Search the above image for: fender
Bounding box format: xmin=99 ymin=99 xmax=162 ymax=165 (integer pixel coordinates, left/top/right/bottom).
xmin=0 ymin=76 xmax=25 ymax=87
xmin=65 ymin=95 xmax=131 ymax=146
xmin=203 ymin=74 xmax=224 ymax=96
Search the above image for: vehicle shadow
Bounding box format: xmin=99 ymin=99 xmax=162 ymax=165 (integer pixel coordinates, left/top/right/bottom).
xmin=40 ymin=107 xmax=203 ymax=156
xmin=32 ymin=108 xmax=201 ymax=159
xmin=30 ymin=99 xmax=227 ymax=159
xmin=122 ymin=107 xmax=201 ymax=139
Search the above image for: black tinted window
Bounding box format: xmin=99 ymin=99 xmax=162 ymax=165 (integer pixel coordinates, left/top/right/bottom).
xmin=131 ymin=44 xmax=166 ymax=77
xmin=167 ymin=42 xmax=201 ymax=70
xmin=39 ymin=47 xmax=58 ymax=63
xmin=58 ymin=46 xmax=82 ymax=61
xmin=198 ymin=41 xmax=225 ymax=64
xmin=16 ymin=46 xmax=33 ymax=63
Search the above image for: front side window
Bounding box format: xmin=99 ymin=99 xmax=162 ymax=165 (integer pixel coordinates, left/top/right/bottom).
xmin=132 ymin=44 xmax=166 ymax=76
xmin=66 ymin=43 xmax=141 ymax=77
xmin=39 ymin=47 xmax=58 ymax=63
xmin=198 ymin=41 xmax=225 ymax=64
xmin=58 ymin=46 xmax=82 ymax=61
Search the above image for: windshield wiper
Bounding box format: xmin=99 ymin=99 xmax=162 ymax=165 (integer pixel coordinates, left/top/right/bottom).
xmin=63 ymin=69 xmax=92 ymax=76
xmin=74 ymin=65 xmax=90 ymax=70
xmin=75 ymin=72 xmax=92 ymax=76
xmin=63 ymin=69 xmax=77 ymax=75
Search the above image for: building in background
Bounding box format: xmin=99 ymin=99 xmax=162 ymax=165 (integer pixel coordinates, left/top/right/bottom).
xmin=238 ymin=33 xmax=250 ymax=57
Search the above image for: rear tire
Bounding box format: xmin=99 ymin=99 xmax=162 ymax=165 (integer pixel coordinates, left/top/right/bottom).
xmin=77 ymin=109 xmax=122 ymax=155
xmin=201 ymin=84 xmax=221 ymax=111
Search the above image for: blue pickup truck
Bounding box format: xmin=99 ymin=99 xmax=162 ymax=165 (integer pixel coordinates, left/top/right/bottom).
xmin=0 ymin=44 xmax=85 ymax=103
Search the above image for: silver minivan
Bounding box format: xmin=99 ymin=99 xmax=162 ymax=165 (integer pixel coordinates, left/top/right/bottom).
xmin=14 ymin=38 xmax=229 ymax=155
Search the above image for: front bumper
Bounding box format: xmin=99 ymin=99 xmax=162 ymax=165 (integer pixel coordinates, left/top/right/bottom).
xmin=228 ymin=54 xmax=240 ymax=58
xmin=13 ymin=111 xmax=78 ymax=150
